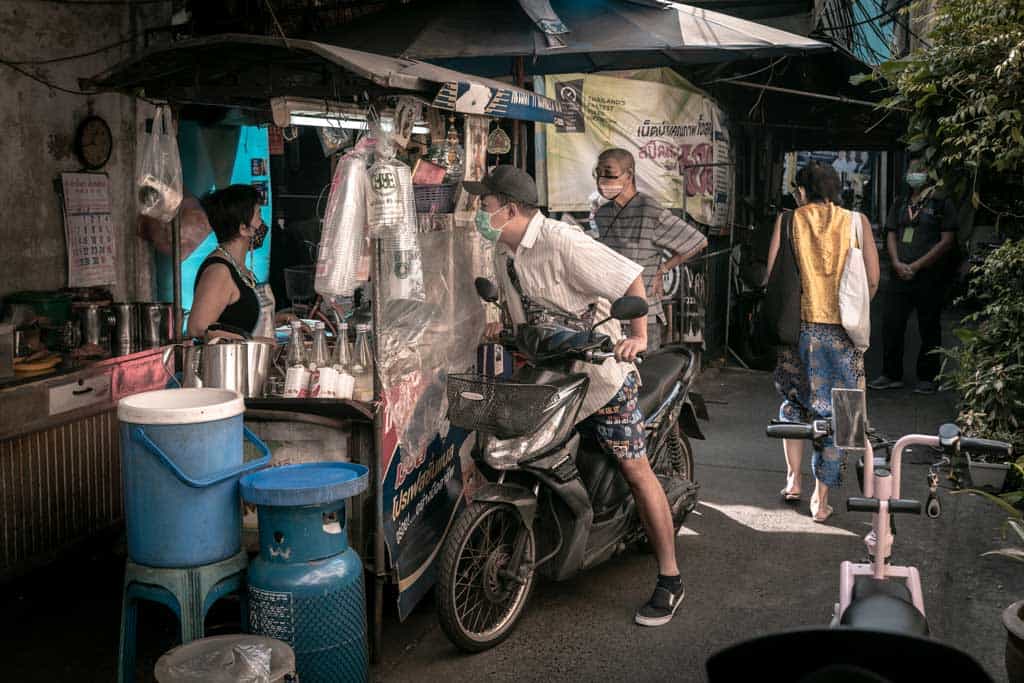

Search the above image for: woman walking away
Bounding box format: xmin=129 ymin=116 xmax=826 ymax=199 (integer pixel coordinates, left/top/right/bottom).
xmin=766 ymin=162 xmax=880 ymax=522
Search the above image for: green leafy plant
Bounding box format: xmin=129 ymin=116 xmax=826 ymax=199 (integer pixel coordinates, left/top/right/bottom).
xmin=938 ymin=239 xmax=1024 ymax=457
xmin=958 ymin=458 xmax=1024 ymax=562
xmin=852 ymin=0 xmax=1024 ymax=226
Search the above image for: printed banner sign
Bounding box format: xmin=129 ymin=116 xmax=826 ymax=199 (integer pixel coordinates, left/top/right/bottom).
xmin=434 ymin=81 xmax=566 ymax=126
xmin=379 ymin=376 xmax=473 ymax=620
xmin=542 ymin=69 xmax=733 ymax=227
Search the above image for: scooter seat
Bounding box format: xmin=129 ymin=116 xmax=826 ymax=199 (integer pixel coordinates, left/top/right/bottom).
xmin=840 ymin=577 xmax=929 ymax=636
xmin=637 ymin=347 xmax=692 ymax=418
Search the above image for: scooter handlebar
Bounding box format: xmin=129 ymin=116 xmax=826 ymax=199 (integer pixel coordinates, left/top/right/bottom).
xmin=583 ymin=350 xmax=644 ymax=365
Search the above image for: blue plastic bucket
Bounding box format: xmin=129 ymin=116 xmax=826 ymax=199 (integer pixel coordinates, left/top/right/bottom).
xmin=118 ymin=388 xmax=271 ymax=567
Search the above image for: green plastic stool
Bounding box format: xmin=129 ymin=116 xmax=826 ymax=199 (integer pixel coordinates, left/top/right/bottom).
xmin=117 ymin=550 xmax=248 ymax=683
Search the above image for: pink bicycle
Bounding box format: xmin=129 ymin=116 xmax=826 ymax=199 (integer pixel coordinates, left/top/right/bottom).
xmin=766 ymin=388 xmax=1014 ymax=633
xmin=707 ymin=390 xmax=1010 ymax=681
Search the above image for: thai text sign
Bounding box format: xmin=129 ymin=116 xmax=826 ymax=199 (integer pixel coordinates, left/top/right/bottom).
xmin=543 ymin=69 xmax=732 ymax=227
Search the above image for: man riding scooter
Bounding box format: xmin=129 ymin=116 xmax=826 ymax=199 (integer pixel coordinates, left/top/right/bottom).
xmin=463 ymin=165 xmax=686 ymax=626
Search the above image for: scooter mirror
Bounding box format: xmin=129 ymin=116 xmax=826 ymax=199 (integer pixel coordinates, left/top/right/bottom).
xmin=475 ymin=277 xmax=499 ymax=303
xmin=832 ymin=388 xmax=867 ymax=450
xmin=610 ymin=296 xmax=649 ymax=321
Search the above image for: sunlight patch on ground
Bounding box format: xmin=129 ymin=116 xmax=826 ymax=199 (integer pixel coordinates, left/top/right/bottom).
xmin=697 ymin=501 xmax=860 ymax=537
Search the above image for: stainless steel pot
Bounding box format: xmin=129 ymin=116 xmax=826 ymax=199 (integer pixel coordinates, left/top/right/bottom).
xmin=182 ymin=340 xmax=275 ymax=398
xmin=109 ymin=303 xmax=136 ymax=356
xmin=76 ymin=303 xmax=113 ymax=349
xmin=136 ymin=302 xmax=174 ymax=349
xmin=244 ymin=341 xmax=274 ymax=398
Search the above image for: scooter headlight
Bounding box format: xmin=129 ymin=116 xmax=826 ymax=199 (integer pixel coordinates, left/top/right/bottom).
xmin=483 ymin=401 xmax=577 ymax=470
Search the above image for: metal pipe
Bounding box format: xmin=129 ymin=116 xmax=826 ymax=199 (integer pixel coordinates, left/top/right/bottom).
xmin=171 ymin=212 xmax=183 ymax=341
xmin=720 ymin=80 xmax=904 ymax=111
xmin=371 ymin=237 xmax=386 ymax=664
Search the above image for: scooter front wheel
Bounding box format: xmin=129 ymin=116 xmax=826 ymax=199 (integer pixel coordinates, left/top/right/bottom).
xmin=436 ymin=502 xmax=536 ymax=652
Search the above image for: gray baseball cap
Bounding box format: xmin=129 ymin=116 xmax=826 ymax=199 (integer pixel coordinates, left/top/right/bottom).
xmin=462 ymin=165 xmax=538 ymax=206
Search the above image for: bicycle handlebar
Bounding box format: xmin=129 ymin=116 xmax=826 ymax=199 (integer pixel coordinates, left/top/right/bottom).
xmin=847 ymin=497 xmax=922 ymax=515
xmin=960 ymin=437 xmax=1014 ymax=458
xmin=765 ymin=420 xmax=830 ymax=441
xmin=766 ymin=423 xmax=815 ymax=440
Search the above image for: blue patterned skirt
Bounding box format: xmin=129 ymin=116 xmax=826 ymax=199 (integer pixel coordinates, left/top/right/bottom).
xmin=773 ymin=323 xmax=865 ymax=488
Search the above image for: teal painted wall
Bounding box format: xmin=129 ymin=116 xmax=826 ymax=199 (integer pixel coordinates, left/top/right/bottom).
xmin=157 ymin=123 xmax=272 ymax=320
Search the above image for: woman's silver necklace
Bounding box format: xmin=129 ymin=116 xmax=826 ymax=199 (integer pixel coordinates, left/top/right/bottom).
xmin=215 ymin=245 xmax=256 ymax=289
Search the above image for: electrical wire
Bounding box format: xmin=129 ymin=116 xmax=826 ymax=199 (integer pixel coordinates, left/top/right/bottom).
xmin=6 ymin=36 xmax=132 ymax=65
xmin=819 ymin=0 xmax=914 ymax=31
xmin=0 ymin=58 xmax=99 ymax=96
xmin=869 ymin=0 xmax=932 ymax=50
xmin=702 ymin=56 xmax=788 ymax=86
xmin=18 ymin=0 xmax=169 ymax=5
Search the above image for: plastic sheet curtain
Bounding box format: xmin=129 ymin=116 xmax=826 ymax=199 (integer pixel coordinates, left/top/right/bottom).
xmin=376 ymin=228 xmax=486 ymax=463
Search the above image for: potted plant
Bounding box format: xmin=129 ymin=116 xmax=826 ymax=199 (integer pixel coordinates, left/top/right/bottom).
xmin=959 ymin=459 xmax=1024 ymax=682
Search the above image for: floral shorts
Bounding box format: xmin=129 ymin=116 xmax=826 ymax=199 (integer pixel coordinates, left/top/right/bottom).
xmin=580 ymin=372 xmax=647 ymax=461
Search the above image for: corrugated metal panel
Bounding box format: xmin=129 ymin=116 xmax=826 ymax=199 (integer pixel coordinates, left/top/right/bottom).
xmin=0 ymin=410 xmax=121 ymax=578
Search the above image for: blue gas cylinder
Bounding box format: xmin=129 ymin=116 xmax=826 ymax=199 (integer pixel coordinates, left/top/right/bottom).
xmin=240 ymin=463 xmax=369 ymax=683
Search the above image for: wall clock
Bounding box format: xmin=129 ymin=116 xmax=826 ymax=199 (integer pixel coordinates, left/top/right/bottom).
xmin=74 ymin=115 xmax=113 ymax=170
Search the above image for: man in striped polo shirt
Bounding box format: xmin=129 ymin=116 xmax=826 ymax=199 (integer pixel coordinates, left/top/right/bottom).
xmin=594 ymin=148 xmax=708 ymax=350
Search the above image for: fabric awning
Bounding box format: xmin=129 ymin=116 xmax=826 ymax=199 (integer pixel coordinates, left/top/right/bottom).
xmin=318 ymin=0 xmax=832 ymax=77
xmin=88 ymin=33 xmax=565 ymax=124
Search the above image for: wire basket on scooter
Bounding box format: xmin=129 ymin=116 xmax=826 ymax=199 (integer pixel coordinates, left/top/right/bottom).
xmin=447 ymin=374 xmax=559 ymax=440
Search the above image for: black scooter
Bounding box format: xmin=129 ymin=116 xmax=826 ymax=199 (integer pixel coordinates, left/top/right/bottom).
xmin=435 ymin=279 xmax=708 ymax=652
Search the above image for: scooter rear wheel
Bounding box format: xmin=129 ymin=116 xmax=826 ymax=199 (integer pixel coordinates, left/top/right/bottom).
xmin=436 ymin=502 xmax=536 ymax=652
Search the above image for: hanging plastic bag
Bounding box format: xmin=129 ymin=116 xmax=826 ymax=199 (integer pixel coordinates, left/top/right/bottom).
xmin=138 ymin=106 xmax=184 ymax=223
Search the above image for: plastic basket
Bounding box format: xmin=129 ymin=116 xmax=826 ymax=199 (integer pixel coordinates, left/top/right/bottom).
xmin=447 ymin=374 xmax=559 ymax=440
xmin=284 ymin=265 xmax=316 ymax=304
xmin=413 ymin=183 xmax=458 ymax=214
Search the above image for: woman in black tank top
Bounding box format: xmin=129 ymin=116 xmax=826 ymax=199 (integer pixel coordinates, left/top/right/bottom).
xmin=186 ymin=185 xmax=269 ymax=338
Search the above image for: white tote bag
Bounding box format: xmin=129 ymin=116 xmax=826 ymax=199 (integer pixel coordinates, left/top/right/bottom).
xmin=839 ymin=212 xmax=871 ymax=351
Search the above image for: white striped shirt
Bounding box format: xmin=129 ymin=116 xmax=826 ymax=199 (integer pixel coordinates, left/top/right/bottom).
xmin=495 ymin=212 xmax=644 ymax=419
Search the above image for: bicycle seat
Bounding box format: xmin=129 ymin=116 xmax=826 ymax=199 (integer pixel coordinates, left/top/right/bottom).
xmin=637 ymin=347 xmax=692 ymax=418
xmin=840 ymin=577 xmax=929 ymax=636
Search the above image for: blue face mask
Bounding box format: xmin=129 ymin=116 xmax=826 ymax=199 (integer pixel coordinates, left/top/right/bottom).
xmin=475 ymin=205 xmax=509 ymax=242
xmin=905 ymin=172 xmax=928 ymax=189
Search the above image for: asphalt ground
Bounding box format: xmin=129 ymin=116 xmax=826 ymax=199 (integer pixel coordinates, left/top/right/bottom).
xmin=1 ymin=272 xmax=1019 ymax=681
xmin=374 ymin=366 xmax=1023 ymax=683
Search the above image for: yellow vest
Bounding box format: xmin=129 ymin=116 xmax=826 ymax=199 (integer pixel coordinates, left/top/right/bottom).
xmin=791 ymin=203 xmax=855 ymax=325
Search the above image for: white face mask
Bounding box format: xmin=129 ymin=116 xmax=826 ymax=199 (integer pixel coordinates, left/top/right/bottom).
xmin=598 ymin=180 xmax=625 ymax=200
xmin=597 ymin=171 xmax=631 ymax=200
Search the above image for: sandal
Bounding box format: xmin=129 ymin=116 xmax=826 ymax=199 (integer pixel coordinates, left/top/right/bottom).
xmin=813 ymin=505 xmax=834 ymax=523
xmin=780 ymin=487 xmax=801 ymax=502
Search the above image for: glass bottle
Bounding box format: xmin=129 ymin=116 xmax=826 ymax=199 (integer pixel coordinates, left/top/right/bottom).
xmin=310 ymin=321 xmax=330 ymax=369
xmin=286 ymin=320 xmax=307 ymax=367
xmin=351 ymin=323 xmax=375 ymax=402
xmin=306 ymin=321 xmax=330 ymax=398
xmin=284 ymin=321 xmax=310 ymax=398
xmin=332 ymin=322 xmax=352 ymax=371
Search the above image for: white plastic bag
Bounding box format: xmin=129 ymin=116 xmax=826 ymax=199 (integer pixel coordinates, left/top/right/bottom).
xmin=138 ymin=106 xmax=183 ymax=223
xmin=839 ymin=212 xmax=871 ymax=351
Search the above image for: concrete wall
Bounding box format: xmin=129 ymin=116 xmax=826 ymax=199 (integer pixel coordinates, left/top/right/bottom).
xmin=0 ymin=1 xmax=171 ymax=302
